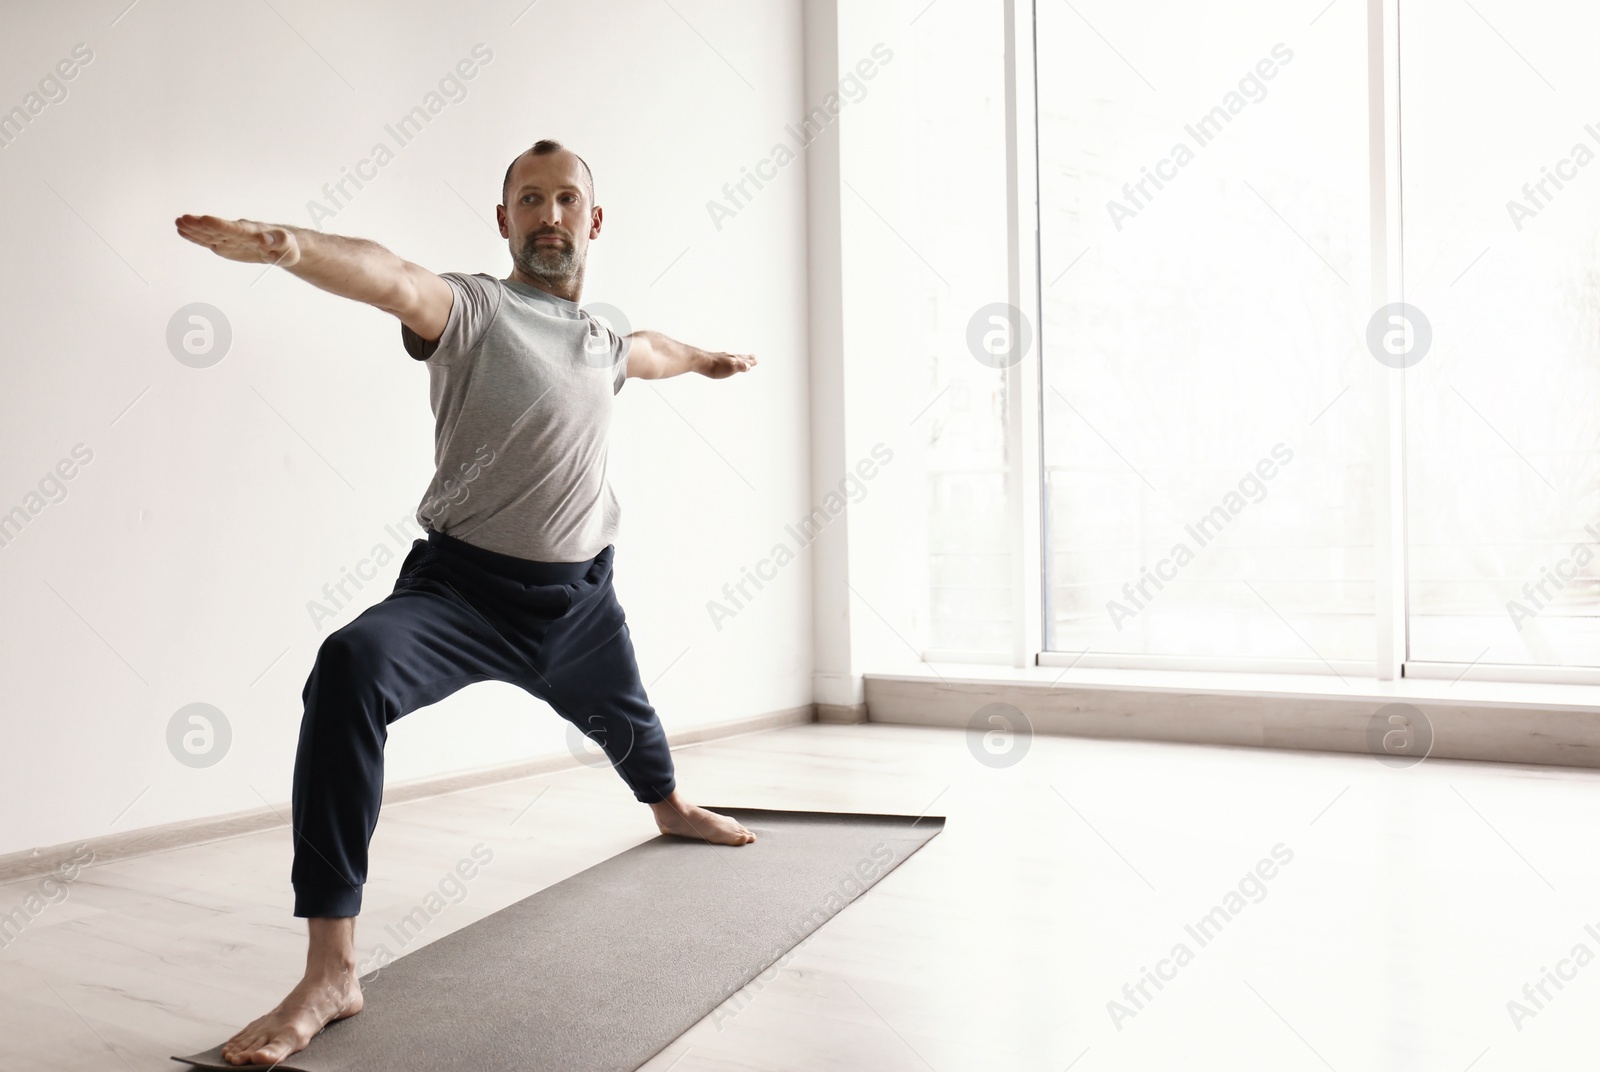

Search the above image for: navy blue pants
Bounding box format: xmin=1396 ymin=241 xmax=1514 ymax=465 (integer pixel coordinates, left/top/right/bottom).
xmin=289 ymin=529 xmax=677 ymax=918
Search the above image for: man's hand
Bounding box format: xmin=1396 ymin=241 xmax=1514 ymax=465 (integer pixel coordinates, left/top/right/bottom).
xmin=698 ymin=352 xmax=757 ymax=379
xmin=175 ymin=215 xmax=302 ymax=267
xmin=174 ymin=215 xmax=453 ymax=342
xmin=624 ymin=330 xmax=759 ymax=380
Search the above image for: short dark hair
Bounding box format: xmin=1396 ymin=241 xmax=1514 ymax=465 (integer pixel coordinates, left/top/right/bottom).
xmin=501 ymin=139 xmax=594 ymax=206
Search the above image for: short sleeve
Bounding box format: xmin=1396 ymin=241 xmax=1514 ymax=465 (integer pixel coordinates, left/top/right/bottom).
xmin=599 ymin=322 xmax=631 ymax=394
xmin=401 ymin=272 xmax=501 ymax=366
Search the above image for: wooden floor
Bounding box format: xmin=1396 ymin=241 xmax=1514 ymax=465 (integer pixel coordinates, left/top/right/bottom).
xmin=3 ymin=721 xmax=1598 ymax=1070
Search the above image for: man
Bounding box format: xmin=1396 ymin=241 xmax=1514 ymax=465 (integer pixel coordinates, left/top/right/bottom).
xmin=175 ymin=139 xmax=759 ymax=1067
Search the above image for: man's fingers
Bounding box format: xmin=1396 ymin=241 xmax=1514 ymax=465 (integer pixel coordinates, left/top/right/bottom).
xmin=175 ymin=215 xmax=295 ymax=265
xmin=176 ymin=213 xmax=235 ymax=236
xmin=707 ymin=353 xmax=756 ymax=379
xmin=712 ymin=354 xmax=755 ymax=377
xmin=174 ymin=218 xmax=225 ymax=251
xmin=176 ymin=215 xmax=243 ymax=248
xmin=175 ymin=215 xmax=256 ymax=241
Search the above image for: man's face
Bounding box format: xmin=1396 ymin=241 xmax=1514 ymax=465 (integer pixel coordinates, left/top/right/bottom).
xmin=498 ymin=149 xmax=598 ymax=287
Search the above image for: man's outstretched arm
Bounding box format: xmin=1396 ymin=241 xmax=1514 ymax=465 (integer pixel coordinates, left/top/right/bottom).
xmin=173 ymin=215 xmax=455 ymax=342
xmin=624 ymin=330 xmax=757 ymax=381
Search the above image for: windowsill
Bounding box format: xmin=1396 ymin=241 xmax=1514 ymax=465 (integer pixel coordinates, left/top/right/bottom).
xmin=866 ymin=661 xmax=1600 ymax=713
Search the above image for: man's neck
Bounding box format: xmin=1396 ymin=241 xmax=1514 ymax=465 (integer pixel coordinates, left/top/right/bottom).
xmin=506 ymin=268 xmax=583 ymax=305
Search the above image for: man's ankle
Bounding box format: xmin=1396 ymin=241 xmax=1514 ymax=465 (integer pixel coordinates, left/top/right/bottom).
xmin=648 ymin=789 xmax=687 ymax=814
xmin=306 ymin=947 xmax=360 ymax=975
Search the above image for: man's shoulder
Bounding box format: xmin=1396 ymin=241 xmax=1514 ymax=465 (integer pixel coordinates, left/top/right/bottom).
xmin=401 ymin=272 xmax=504 ymax=363
xmin=440 ymin=270 xmax=503 ymax=292
xmin=441 ymin=272 xmax=507 ymax=316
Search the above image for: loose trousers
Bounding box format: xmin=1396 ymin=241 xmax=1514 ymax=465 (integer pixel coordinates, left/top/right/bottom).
xmin=289 ymin=529 xmax=676 ymax=918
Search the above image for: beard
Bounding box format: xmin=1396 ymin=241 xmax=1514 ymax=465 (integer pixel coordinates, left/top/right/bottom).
xmin=515 ymin=231 xmax=581 ymax=286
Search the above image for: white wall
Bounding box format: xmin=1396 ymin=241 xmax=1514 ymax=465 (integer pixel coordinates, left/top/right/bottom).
xmin=0 ymin=0 xmax=815 ymax=855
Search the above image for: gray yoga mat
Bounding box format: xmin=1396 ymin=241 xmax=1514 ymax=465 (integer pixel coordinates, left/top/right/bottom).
xmin=173 ymin=807 xmax=943 ymax=1071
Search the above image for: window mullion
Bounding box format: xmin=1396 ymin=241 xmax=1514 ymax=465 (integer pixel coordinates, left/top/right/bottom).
xmin=1005 ymin=0 xmax=1044 ymax=669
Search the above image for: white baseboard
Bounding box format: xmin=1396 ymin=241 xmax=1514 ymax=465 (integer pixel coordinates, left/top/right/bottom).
xmin=0 ymin=704 xmax=815 ymax=887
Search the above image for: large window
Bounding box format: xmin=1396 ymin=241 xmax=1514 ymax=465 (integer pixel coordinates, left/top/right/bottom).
xmin=924 ymin=0 xmax=1600 ymax=680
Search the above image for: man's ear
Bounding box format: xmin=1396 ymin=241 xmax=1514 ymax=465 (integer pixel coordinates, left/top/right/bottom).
xmin=589 ymin=205 xmax=603 ymax=240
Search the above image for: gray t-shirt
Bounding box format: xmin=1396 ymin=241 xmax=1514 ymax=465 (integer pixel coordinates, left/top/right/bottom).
xmin=401 ymin=271 xmax=631 ymax=563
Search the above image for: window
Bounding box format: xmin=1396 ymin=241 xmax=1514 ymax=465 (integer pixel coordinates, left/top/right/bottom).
xmin=1401 ymin=0 xmax=1600 ymax=674
xmin=908 ymin=0 xmax=1600 ymax=681
xmin=1036 ymin=1 xmax=1376 ymax=670
xmin=907 ymin=0 xmax=1015 ymax=656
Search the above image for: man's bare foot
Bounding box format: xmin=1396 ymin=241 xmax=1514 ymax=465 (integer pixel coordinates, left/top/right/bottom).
xmin=650 ymin=791 xmax=756 ymax=845
xmin=220 ymin=966 xmax=362 ymax=1066
xmin=221 ymin=920 xmax=363 ymax=1066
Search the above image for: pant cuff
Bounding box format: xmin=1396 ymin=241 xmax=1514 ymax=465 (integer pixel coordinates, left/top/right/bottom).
xmin=294 ymin=881 xmax=363 ymax=919
xmin=634 ymin=777 xmax=676 ymax=805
